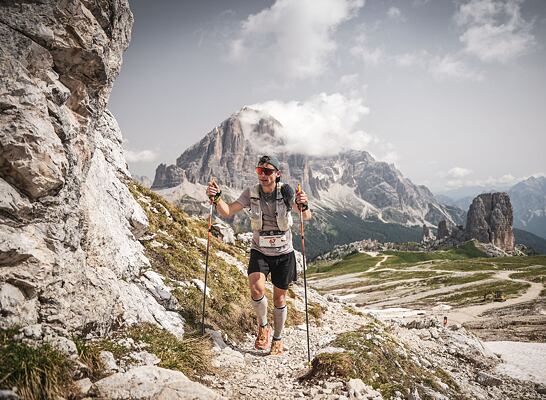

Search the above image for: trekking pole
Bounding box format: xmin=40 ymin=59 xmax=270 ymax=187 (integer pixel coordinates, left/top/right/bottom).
xmin=201 ymin=177 xmax=216 ymax=335
xmin=297 ymin=183 xmax=311 ymax=364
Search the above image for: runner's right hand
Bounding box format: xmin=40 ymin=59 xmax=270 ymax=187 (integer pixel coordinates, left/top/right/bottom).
xmin=206 ymin=179 xmax=220 ymax=199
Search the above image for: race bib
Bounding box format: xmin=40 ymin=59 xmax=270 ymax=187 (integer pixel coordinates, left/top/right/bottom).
xmin=259 ymin=233 xmax=288 ymax=248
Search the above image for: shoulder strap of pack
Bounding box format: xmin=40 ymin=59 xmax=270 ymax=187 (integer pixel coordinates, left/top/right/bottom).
xmin=250 ymin=184 xmax=261 ymax=199
xmin=276 ymin=182 xmax=284 ymax=200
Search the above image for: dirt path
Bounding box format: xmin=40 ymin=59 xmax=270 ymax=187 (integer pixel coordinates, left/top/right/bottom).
xmin=367 ymin=255 xmax=391 ymax=272
xmin=447 ymin=275 xmax=543 ymax=324
xmin=207 ymin=283 xmax=367 ymax=399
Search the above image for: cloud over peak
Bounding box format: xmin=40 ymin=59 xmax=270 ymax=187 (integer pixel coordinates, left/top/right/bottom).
xmin=242 ymin=92 xmax=371 ymax=157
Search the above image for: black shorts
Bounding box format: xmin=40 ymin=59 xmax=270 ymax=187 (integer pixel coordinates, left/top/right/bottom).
xmin=248 ymin=249 xmax=297 ymax=290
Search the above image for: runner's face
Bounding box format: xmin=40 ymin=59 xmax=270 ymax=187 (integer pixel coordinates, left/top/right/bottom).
xmin=257 ymin=163 xmax=279 ymax=186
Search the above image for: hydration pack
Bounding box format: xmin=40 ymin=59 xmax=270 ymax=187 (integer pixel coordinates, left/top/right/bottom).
xmin=250 ymin=183 xmax=293 ymax=232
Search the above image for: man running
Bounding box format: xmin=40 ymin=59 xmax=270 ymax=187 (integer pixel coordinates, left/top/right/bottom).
xmin=206 ymin=155 xmax=311 ymax=355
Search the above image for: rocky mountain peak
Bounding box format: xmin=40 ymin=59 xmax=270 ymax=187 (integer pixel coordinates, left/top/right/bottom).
xmin=152 ymin=108 xmax=462 ymax=230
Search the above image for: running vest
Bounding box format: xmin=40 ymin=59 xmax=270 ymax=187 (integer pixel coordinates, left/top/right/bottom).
xmin=250 ymin=183 xmax=293 ymax=232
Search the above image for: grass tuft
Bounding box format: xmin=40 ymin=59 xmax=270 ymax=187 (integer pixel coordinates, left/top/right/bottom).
xmin=126 ymin=323 xmax=212 ymax=380
xmin=0 ymin=328 xmax=75 ymax=400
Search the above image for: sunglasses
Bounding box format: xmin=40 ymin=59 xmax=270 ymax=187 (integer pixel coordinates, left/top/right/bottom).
xmin=255 ymin=166 xmax=276 ymax=176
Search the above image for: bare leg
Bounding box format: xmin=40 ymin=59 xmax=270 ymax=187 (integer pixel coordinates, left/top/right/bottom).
xmin=273 ymin=285 xmax=288 ymax=340
xmin=249 ymin=272 xmax=267 ymax=326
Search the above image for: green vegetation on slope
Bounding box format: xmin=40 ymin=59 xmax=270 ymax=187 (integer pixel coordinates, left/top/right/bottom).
xmin=302 ymin=322 xmax=465 ymax=399
xmin=418 ymin=280 xmax=530 ymax=306
xmin=308 ymin=252 xmax=380 ymax=277
xmin=384 ymin=241 xmax=487 ymax=265
xmin=129 ymin=181 xmax=255 ymax=340
xmin=293 ymin=211 xmax=422 ymax=260
xmin=514 ymin=228 xmax=546 ymax=254
xmin=509 ymin=266 xmax=546 ymax=283
xmin=0 ymin=328 xmax=75 ymax=400
xmin=128 ymin=180 xmax=304 ymax=341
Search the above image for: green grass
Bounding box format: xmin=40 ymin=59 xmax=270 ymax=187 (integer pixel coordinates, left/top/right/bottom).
xmin=128 ymin=181 xmax=267 ymax=341
xmin=360 ymin=270 xmax=446 ymax=283
xmin=301 ymin=322 xmax=465 ymax=399
xmin=424 ymin=272 xmax=494 ymax=287
xmin=383 ymin=241 xmax=487 ymax=266
xmin=509 ymin=266 xmax=546 ymax=283
xmin=73 ymin=337 xmax=107 ymax=381
xmin=1 ymin=328 xmax=75 ymax=400
xmin=125 ymin=323 xmax=211 ymax=379
xmin=419 ymin=280 xmax=530 ymax=306
xmin=308 ymin=252 xmax=381 ymax=278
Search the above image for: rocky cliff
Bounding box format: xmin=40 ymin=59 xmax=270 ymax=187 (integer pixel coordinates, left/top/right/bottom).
xmin=0 ymin=0 xmax=184 ymax=341
xmin=465 ymin=193 xmax=515 ymax=251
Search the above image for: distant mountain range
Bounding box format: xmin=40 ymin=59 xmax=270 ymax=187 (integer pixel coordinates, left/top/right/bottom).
xmin=436 ymin=176 xmax=546 ymax=240
xmin=150 ymin=108 xmax=469 ymax=257
xmin=149 ymin=107 xmax=544 ymax=256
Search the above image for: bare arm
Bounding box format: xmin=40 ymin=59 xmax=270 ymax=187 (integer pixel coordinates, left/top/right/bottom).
xmin=215 ymin=198 xmax=245 ymax=218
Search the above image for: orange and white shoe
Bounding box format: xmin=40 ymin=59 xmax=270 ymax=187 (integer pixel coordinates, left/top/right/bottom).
xmin=270 ymin=338 xmax=284 ymax=356
xmin=254 ymin=325 xmax=271 ymax=350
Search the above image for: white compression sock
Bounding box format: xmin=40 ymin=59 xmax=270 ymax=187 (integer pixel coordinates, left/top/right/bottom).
xmin=273 ymin=304 xmax=287 ymax=339
xmin=251 ymin=295 xmax=268 ymax=327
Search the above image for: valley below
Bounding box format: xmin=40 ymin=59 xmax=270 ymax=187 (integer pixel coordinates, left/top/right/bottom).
xmin=308 ymin=249 xmax=546 ymax=386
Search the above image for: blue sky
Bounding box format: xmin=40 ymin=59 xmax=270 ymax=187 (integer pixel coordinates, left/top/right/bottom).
xmin=109 ymin=0 xmax=546 ymax=192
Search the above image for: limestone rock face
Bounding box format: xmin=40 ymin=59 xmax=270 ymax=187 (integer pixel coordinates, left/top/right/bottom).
xmin=0 ymin=1 xmax=183 ymax=337
xmin=465 ymin=193 xmax=515 ymax=251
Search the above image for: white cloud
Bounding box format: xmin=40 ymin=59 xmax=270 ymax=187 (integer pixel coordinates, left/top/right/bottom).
xmin=245 ymin=92 xmax=372 ymax=157
xmin=412 ymin=0 xmax=431 ymax=6
xmin=395 ymin=50 xmax=483 ymax=81
xmin=455 ymin=0 xmax=536 ymax=63
xmin=387 ymin=6 xmax=404 ymax=21
xmin=350 ymin=29 xmax=385 ymax=66
xmin=339 ymin=73 xmax=359 ymax=86
xmin=124 ymin=149 xmax=158 ymax=163
xmin=448 ymin=167 xmax=473 ymax=178
xmin=229 ymin=0 xmax=364 ymax=79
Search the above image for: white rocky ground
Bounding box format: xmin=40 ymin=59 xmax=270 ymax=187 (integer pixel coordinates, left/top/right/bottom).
xmin=484 ymin=341 xmax=546 ymax=385
xmin=198 ymin=280 xmax=545 ymax=400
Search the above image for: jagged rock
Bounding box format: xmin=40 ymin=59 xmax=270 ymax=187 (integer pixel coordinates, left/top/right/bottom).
xmin=152 ymin=163 xmax=186 ymax=189
xmin=100 ymin=351 xmax=120 ymax=373
xmin=133 ymin=175 xmax=152 ymax=188
xmin=212 ymin=221 xmax=235 ymax=244
xmin=74 ymin=378 xmax=93 ymax=396
xmin=476 ymin=371 xmax=502 ymax=387
xmin=466 ymin=193 xmax=515 ymax=251
xmin=44 ymin=335 xmax=78 ymax=358
xmin=346 ymin=378 xmax=383 ymax=399
xmin=91 ymin=366 xmax=225 ymax=399
xmin=129 ymin=351 xmax=161 ymax=366
xmin=0 ymin=390 xmax=19 ymax=400
xmin=437 ymin=220 xmax=450 ymax=240
xmin=212 ymin=346 xmax=246 ymax=368
xmin=421 ymin=224 xmax=435 ymax=243
xmin=401 ymin=317 xmax=441 ymax=330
